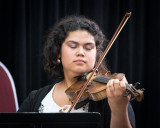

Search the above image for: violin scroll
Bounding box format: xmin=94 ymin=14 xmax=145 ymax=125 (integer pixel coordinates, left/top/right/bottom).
xmin=124 ymin=82 xmax=144 ymax=102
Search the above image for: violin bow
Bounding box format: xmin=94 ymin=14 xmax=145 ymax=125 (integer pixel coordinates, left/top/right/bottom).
xmin=68 ymin=12 xmax=132 ymax=112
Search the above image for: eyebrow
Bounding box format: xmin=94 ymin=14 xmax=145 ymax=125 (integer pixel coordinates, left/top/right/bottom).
xmin=67 ymin=40 xmax=78 ymax=44
xmin=66 ymin=40 xmax=95 ymax=45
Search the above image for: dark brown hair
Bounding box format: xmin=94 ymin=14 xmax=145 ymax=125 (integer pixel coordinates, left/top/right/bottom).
xmin=43 ymin=15 xmax=108 ymax=79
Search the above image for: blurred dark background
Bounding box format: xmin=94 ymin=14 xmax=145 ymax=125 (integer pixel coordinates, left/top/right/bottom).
xmin=0 ymin=0 xmax=159 ymax=127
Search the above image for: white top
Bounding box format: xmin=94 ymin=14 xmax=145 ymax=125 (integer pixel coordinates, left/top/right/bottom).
xmin=38 ymin=84 xmax=89 ymax=113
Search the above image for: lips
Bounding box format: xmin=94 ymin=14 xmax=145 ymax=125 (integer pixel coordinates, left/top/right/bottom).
xmin=74 ymin=59 xmax=86 ymax=63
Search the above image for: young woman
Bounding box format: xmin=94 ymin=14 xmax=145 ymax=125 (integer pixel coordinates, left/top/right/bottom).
xmin=18 ymin=15 xmax=135 ymax=128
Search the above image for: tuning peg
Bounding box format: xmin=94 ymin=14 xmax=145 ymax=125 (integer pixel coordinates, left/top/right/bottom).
xmin=134 ymin=82 xmax=141 ymax=88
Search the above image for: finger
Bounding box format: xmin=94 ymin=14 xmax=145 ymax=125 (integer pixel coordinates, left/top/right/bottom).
xmin=107 ymin=79 xmax=114 ymax=93
xmin=119 ymin=80 xmax=126 ymax=93
xmin=106 ymin=85 xmax=112 ymax=98
xmin=120 ymin=81 xmax=131 ymax=100
xmin=113 ymin=79 xmax=120 ymax=92
xmin=130 ymin=84 xmax=133 ymax=87
xmin=121 ymin=75 xmax=128 ymax=83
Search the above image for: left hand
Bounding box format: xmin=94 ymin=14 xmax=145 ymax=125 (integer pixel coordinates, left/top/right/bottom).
xmin=106 ymin=76 xmax=131 ymax=115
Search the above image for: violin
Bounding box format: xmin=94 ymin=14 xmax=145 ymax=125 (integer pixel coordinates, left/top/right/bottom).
xmin=65 ymin=69 xmax=144 ymax=109
xmin=66 ymin=12 xmax=144 ymax=112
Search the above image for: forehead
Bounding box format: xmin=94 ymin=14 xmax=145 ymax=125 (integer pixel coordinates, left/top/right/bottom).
xmin=64 ymin=30 xmax=95 ymax=43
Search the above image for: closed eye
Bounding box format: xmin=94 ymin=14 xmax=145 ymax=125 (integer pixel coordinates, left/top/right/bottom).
xmin=66 ymin=41 xmax=95 ymax=50
xmin=84 ymin=43 xmax=95 ymax=50
xmin=67 ymin=41 xmax=77 ymax=48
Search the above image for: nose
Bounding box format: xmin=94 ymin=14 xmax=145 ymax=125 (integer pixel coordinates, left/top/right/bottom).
xmin=76 ymin=46 xmax=85 ymax=56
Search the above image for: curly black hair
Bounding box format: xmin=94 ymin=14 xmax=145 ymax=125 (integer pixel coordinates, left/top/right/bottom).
xmin=43 ymin=15 xmax=108 ymax=79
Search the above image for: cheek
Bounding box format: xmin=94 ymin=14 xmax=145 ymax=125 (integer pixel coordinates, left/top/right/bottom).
xmin=88 ymin=51 xmax=96 ymax=67
xmin=61 ymin=47 xmax=73 ymax=65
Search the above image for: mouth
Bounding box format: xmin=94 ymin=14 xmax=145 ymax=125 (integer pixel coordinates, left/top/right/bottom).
xmin=74 ymin=59 xmax=86 ymax=64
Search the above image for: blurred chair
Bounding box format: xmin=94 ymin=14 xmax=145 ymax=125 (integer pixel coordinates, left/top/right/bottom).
xmin=0 ymin=61 xmax=19 ymax=112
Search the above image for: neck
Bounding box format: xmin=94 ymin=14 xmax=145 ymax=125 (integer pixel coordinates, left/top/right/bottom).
xmin=63 ymin=71 xmax=83 ymax=88
xmin=63 ymin=76 xmax=77 ymax=88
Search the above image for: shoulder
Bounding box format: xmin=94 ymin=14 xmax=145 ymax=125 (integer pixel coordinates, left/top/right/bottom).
xmin=28 ymin=84 xmax=54 ymax=103
xmin=18 ymin=84 xmax=53 ymax=112
xmin=31 ymin=84 xmax=53 ymax=98
xmin=18 ymin=79 xmax=61 ymax=112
